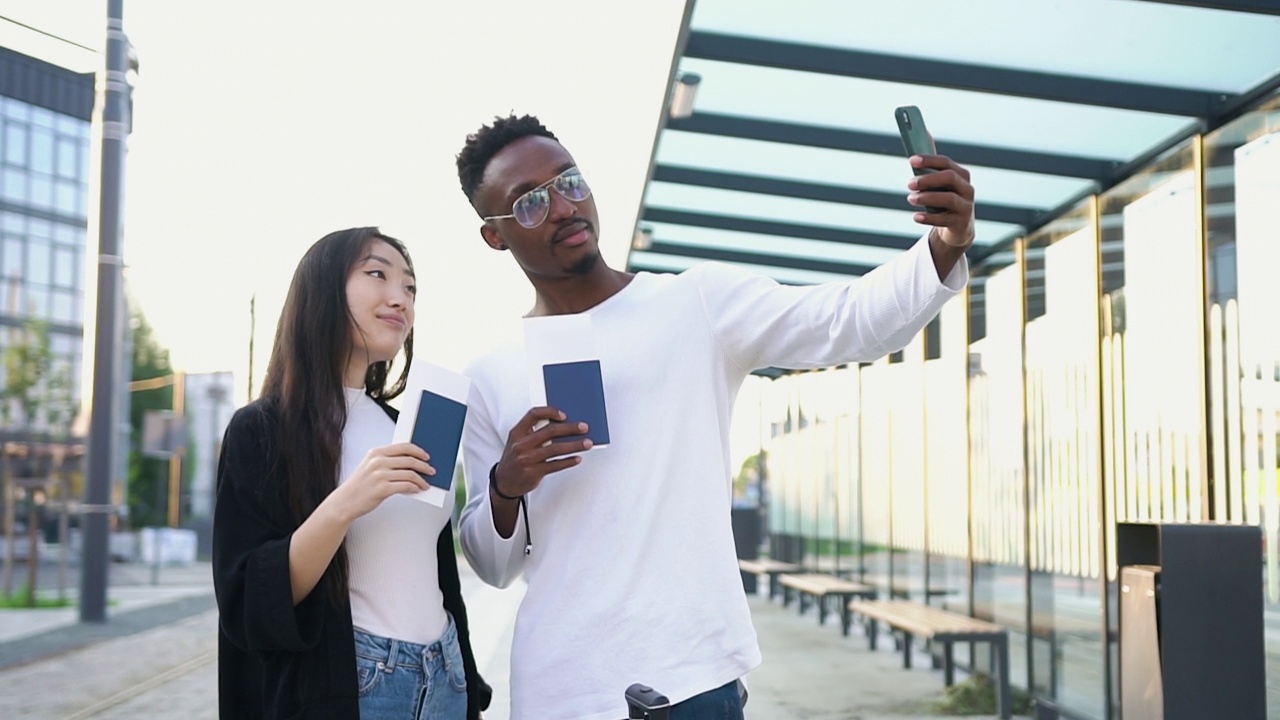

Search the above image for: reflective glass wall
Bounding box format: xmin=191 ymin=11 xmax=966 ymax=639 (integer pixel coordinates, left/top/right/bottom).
xmin=1024 ymin=202 xmax=1106 ymax=718
xmin=1202 ymin=92 xmax=1280 ymax=715
xmin=756 ymin=91 xmax=1280 ymax=720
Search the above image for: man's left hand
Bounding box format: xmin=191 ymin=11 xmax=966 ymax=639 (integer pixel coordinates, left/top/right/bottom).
xmin=907 ymin=154 xmax=975 ymax=250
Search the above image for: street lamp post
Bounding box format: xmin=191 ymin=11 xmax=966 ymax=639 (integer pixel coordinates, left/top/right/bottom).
xmin=80 ymin=0 xmax=133 ymax=623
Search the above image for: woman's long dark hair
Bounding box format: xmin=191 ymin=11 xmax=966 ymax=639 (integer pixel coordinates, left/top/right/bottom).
xmin=259 ymin=227 xmax=415 ymax=607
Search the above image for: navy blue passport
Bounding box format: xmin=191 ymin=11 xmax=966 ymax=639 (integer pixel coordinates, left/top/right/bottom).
xmin=543 ymin=360 xmax=610 ymax=446
xmin=409 ymin=390 xmax=467 ymax=490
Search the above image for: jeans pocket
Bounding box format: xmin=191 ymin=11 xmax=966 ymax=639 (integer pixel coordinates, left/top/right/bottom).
xmin=355 ymin=655 xmax=384 ymax=698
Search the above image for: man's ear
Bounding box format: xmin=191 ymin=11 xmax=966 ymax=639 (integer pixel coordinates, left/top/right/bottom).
xmin=480 ymin=223 xmax=507 ymax=251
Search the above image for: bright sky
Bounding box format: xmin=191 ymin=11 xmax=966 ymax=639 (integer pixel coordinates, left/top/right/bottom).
xmin=0 ymin=0 xmax=688 ymax=395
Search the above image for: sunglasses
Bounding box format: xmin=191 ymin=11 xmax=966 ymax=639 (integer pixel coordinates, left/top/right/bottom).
xmin=482 ymin=167 xmax=592 ymax=229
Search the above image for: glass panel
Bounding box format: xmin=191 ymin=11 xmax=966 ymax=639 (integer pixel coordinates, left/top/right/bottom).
xmin=644 ymin=182 xmax=1020 ymax=246
xmin=30 ymin=176 xmax=54 ymax=211
xmin=29 ymin=106 xmax=55 ymax=130
xmin=678 ymin=56 xmax=1193 ymax=160
xmin=0 ymin=212 xmax=23 ymax=233
xmin=765 ymin=375 xmax=806 ymax=563
xmin=52 ymin=222 xmax=79 ymax=245
xmin=23 ymin=284 xmax=48 ymax=318
xmin=53 ymin=245 xmax=77 ymax=289
xmin=1 ymin=97 xmax=31 ymax=122
xmin=50 ymin=290 xmax=74 ymax=324
xmin=1024 ymin=201 xmax=1107 ymax=717
xmin=2 ymin=168 xmax=27 ymax=203
xmin=1203 ymin=91 xmax=1280 ymax=715
xmin=55 ymin=180 xmax=77 ymax=215
xmin=831 ymin=367 xmax=861 ymax=576
xmin=656 ymin=131 xmax=1095 ymax=212
xmin=30 ymin=128 xmax=54 ymax=175
xmin=55 ymin=114 xmax=82 ymax=136
xmin=926 ymin=295 xmax=970 ymax=617
xmin=629 ymin=251 xmax=855 ymax=286
xmin=889 ymin=336 xmax=927 ymax=600
xmin=1099 ymin=138 xmax=1203 ymax=715
xmin=51 ymin=334 xmax=72 ymax=355
xmin=689 ymin=0 xmax=1280 ymax=92
xmin=969 ymin=246 xmax=1028 ymax=689
xmin=3 ymin=236 xmax=23 ymax=279
xmin=28 ymin=219 xmax=53 ymax=242
xmin=27 ymin=238 xmax=51 ymax=286
xmin=4 ymin=122 xmax=28 ymax=167
xmin=56 ymin=137 xmax=78 ymax=179
xmin=861 ymin=358 xmax=893 ymax=595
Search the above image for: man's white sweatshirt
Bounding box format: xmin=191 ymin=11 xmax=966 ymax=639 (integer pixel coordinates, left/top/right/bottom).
xmin=460 ymin=236 xmax=967 ymax=719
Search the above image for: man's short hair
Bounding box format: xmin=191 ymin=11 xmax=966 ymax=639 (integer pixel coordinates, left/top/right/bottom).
xmin=456 ymin=114 xmax=558 ymax=205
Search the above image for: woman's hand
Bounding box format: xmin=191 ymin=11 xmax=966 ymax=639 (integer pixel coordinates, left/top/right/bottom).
xmin=330 ymin=443 xmax=435 ymax=522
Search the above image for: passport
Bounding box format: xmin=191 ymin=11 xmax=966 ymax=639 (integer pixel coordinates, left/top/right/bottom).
xmin=542 ymin=359 xmax=610 ymax=446
xmin=408 ymin=389 xmax=467 ymax=490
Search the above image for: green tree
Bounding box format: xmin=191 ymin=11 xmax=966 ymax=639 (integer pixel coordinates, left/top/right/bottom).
xmin=125 ymin=310 xmax=174 ymax=529
xmin=0 ymin=317 xmax=76 ymax=606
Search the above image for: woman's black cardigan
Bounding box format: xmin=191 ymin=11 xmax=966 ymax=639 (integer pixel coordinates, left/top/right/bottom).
xmin=212 ymin=397 xmax=492 ymax=719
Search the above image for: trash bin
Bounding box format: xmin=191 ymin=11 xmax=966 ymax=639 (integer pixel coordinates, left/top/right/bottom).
xmin=731 ymin=508 xmax=761 ymax=594
xmin=1116 ymin=523 xmax=1265 ymax=720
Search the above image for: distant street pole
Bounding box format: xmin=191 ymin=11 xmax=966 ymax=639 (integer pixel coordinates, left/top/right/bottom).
xmin=80 ymin=0 xmax=132 ymax=623
xmin=167 ymin=370 xmax=185 ymax=527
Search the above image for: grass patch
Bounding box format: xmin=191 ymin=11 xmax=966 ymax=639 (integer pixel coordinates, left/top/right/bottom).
xmin=934 ymin=674 xmax=1034 ymax=716
xmin=0 ymin=586 xmax=74 ymax=609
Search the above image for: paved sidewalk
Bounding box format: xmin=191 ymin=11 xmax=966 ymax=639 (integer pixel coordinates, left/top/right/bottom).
xmin=0 ymin=561 xmax=1025 ymax=719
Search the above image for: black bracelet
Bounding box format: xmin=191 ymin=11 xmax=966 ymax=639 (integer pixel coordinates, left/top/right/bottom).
xmin=489 ymin=463 xmax=524 ymax=501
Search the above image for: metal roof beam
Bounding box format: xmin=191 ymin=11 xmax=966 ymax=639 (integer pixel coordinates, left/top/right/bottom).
xmin=636 ymin=241 xmax=875 ymax=276
xmin=642 ymin=207 xmax=920 ymax=249
xmin=652 ymin=164 xmax=1042 ymax=227
xmin=1130 ymin=0 xmax=1280 ymax=15
xmin=685 ymin=31 xmax=1227 ymax=117
xmin=667 ymin=112 xmax=1117 ymax=179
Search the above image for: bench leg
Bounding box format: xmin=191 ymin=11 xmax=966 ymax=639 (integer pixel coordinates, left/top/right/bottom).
xmin=868 ymin=619 xmax=879 ymax=650
xmin=798 ymin=592 xmax=808 ymax=615
xmin=840 ymin=597 xmax=851 ymax=637
xmin=943 ymin=642 xmax=955 ymax=687
xmin=903 ymin=633 xmax=913 ymax=669
xmin=783 ymin=586 xmax=793 ymax=607
xmin=994 ymin=636 xmax=1011 ymax=720
xmin=768 ymin=574 xmax=778 ymax=601
xmin=818 ymin=595 xmax=828 ymax=626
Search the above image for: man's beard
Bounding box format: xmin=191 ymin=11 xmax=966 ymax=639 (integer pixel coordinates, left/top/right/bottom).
xmin=568 ymin=252 xmax=600 ymax=277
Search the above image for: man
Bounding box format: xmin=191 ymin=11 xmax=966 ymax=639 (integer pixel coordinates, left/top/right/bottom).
xmin=456 ymin=114 xmax=973 ymax=720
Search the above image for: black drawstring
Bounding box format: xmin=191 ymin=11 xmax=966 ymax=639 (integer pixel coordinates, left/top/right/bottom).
xmin=489 ymin=463 xmax=531 ymax=555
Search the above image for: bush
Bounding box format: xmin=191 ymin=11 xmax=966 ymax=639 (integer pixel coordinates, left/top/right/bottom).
xmin=934 ymin=674 xmax=1034 ymax=716
xmin=0 ymin=586 xmax=73 ymax=609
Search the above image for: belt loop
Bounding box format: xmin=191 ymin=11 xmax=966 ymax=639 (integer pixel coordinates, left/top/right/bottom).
xmin=385 ymin=638 xmax=400 ymax=671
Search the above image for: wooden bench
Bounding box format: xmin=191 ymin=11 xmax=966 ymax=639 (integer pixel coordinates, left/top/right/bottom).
xmin=777 ymin=573 xmax=877 ymax=636
xmin=737 ymin=558 xmax=802 ymax=601
xmin=848 ymin=599 xmax=1011 ymax=720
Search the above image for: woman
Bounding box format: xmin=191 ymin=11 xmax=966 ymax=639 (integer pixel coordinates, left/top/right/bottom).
xmin=213 ymin=227 xmax=492 ymax=719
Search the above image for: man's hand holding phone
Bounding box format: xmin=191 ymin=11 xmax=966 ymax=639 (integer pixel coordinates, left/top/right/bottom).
xmin=895 ymin=105 xmax=976 ymax=277
xmin=907 ymin=154 xmax=975 ymax=250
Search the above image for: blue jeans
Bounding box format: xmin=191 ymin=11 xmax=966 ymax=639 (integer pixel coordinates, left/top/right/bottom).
xmin=670 ymin=680 xmax=744 ymax=720
xmin=354 ymin=615 xmax=468 ymax=720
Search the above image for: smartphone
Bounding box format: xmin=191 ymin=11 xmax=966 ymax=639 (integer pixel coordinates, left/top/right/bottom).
xmin=894 ymin=105 xmax=945 ymax=214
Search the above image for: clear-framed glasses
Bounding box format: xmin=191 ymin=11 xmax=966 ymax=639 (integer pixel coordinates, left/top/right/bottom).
xmin=482 ymin=167 xmax=592 ymax=229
